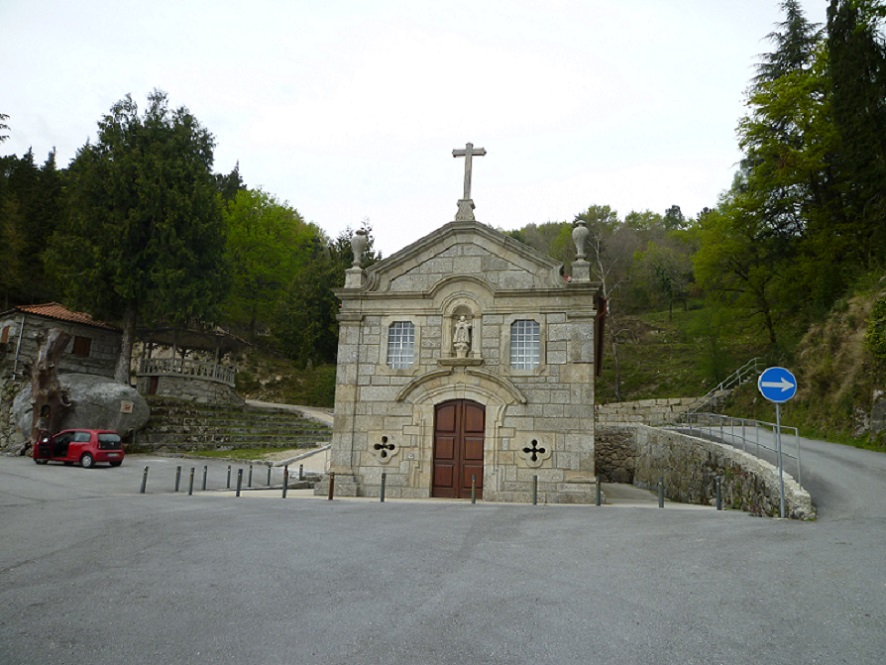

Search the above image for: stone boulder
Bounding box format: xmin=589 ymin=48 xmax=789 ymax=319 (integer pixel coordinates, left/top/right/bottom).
xmin=13 ymin=373 xmax=150 ymax=444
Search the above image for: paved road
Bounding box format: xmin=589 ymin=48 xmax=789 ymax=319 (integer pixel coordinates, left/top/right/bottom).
xmin=1 ymin=435 xmax=885 ymax=665
xmin=687 ymin=425 xmax=886 ymax=521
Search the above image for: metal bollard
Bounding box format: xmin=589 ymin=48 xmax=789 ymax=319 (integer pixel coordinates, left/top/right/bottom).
xmin=299 ymin=464 xmax=304 ymax=481
xmin=380 ymin=472 xmax=386 ymax=503
xmin=595 ymin=475 xmax=602 ymax=507
xmin=532 ymin=475 xmax=538 ymax=506
xmin=236 ymin=469 xmax=243 ymax=497
xmin=282 ymin=467 xmax=289 ymax=499
xmin=188 ymin=467 xmax=195 ymax=496
xmin=716 ymin=477 xmax=723 ymax=511
xmin=140 ymin=466 xmax=149 ymax=494
xmin=202 ymin=465 xmax=208 ymax=491
xmin=471 ymin=474 xmax=477 ymax=504
xmin=658 ymin=478 xmax=665 ymax=508
xmin=328 ymin=472 xmax=335 ymax=500
xmin=248 ymin=464 xmax=253 ymax=488
xmin=227 ymin=465 xmax=232 ymax=489
xmin=267 ymin=465 xmax=272 ymax=486
xmin=175 ymin=465 xmax=182 ymax=492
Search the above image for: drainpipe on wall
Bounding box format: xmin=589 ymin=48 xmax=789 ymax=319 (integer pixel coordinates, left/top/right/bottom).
xmin=12 ymin=313 xmax=26 ymax=378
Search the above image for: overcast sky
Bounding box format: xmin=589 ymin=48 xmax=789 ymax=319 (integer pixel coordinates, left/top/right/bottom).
xmin=2 ymin=0 xmax=828 ymax=257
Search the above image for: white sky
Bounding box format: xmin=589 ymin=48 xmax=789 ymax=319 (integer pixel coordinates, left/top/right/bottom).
xmin=1 ymin=0 xmax=828 ymax=257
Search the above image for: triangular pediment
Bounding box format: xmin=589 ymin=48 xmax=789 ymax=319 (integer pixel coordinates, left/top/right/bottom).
xmin=359 ymin=221 xmax=563 ymax=294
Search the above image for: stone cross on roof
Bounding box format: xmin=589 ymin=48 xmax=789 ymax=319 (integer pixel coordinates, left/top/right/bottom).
xmin=452 ymin=142 xmax=486 ymax=221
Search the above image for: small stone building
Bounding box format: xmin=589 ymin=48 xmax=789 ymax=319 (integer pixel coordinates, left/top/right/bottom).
xmin=326 ymin=218 xmax=605 ymax=503
xmin=0 ymin=302 xmax=121 ymax=381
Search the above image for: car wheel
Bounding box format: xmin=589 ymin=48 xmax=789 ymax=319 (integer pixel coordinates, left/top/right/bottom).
xmin=109 ymin=461 xmax=122 ymax=467
xmin=35 ymin=458 xmax=48 ymax=465
xmin=80 ymin=453 xmax=94 ymax=469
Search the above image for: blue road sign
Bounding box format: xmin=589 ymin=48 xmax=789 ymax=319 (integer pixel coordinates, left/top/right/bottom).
xmin=757 ymin=366 xmax=797 ymax=403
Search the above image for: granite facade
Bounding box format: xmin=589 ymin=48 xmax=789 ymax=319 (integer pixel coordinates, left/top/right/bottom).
xmin=321 ymin=220 xmax=604 ymax=503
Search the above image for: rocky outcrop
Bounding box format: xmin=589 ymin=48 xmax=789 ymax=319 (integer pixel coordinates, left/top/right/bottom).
xmin=11 ymin=373 xmax=150 ymax=448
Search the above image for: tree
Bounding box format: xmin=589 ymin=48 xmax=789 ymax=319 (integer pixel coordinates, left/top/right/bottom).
xmin=0 ymin=113 xmax=9 ymax=143
xmin=274 ymin=222 xmax=380 ymax=366
xmin=730 ymin=0 xmax=858 ymax=318
xmin=573 ymin=205 xmax=624 ymax=303
xmin=663 ymin=205 xmax=686 ymax=231
xmin=50 ymin=90 xmax=227 ymax=383
xmin=692 ymin=197 xmax=790 ymax=349
xmin=221 ymin=188 xmax=318 ymax=341
xmin=827 ymin=0 xmax=886 ymax=268
xmin=755 ymin=0 xmax=823 ymax=84
xmin=633 ymin=239 xmax=693 ymax=320
xmin=0 ymin=150 xmax=66 ymax=305
xmin=216 ymin=161 xmax=245 ymax=204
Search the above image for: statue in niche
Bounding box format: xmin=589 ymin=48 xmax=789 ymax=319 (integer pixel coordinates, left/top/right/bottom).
xmin=453 ymin=315 xmax=472 ymax=358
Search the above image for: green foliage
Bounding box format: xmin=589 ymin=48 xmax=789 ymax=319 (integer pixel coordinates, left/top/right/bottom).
xmin=693 ymin=0 xmax=880 ymax=350
xmin=0 ymin=149 xmax=66 ymax=306
xmin=827 ymin=0 xmax=886 ymax=269
xmin=273 ymin=223 xmax=380 ymax=367
xmin=692 ymin=198 xmax=793 ymax=349
xmin=0 ymin=113 xmax=8 ymax=143
xmin=235 ymin=347 xmax=337 ymax=407
xmin=595 ymin=305 xmax=762 ymax=404
xmin=865 ymin=295 xmax=886 ymax=365
xmin=48 ymin=90 xmax=227 ymax=381
xmin=221 ymin=188 xmax=319 ymax=340
xmin=632 ymin=239 xmax=693 ymax=319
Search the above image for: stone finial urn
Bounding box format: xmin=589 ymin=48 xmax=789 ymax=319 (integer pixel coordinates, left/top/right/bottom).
xmin=351 ymin=229 xmax=368 ymax=268
xmin=572 ymin=221 xmax=589 ymax=261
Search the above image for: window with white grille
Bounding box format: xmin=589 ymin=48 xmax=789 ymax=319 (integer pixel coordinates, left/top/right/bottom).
xmin=387 ymin=321 xmax=415 ymax=369
xmin=510 ymin=319 xmax=540 ymax=369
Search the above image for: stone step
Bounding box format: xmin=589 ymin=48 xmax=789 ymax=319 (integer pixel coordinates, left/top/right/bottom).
xmin=135 ymin=433 xmax=329 ymax=445
xmin=136 ymin=397 xmax=332 ymax=454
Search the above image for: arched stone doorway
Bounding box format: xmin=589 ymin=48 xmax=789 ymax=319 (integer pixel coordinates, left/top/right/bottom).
xmin=432 ymin=399 xmax=485 ymax=499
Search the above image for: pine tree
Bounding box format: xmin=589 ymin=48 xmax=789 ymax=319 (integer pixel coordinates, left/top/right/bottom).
xmin=51 ymin=90 xmax=227 ymax=383
xmin=827 ymin=0 xmax=886 ymax=268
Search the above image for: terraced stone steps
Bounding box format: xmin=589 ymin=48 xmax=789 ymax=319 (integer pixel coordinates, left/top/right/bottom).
xmin=133 ymin=397 xmax=332 ymax=454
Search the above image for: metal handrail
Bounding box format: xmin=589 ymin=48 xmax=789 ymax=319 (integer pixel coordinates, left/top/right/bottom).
xmin=670 ymin=411 xmax=802 ymax=486
xmin=688 ymin=357 xmax=763 ymax=415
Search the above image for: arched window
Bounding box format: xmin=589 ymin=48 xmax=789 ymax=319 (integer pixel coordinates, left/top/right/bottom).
xmin=387 ymin=321 xmax=415 ymax=369
xmin=510 ymin=319 xmax=540 ymax=369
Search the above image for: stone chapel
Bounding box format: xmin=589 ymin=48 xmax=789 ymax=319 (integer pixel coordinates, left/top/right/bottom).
xmin=322 ymin=144 xmax=605 ymax=503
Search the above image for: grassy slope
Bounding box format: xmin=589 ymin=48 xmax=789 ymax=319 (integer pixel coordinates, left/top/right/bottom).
xmin=720 ymin=291 xmax=884 ymax=451
xmin=595 ymin=304 xmax=764 ymax=404
xmin=233 ymin=349 xmax=336 ymax=408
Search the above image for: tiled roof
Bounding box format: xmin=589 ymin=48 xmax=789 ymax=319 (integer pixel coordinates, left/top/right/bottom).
xmin=10 ymin=303 xmax=121 ymax=332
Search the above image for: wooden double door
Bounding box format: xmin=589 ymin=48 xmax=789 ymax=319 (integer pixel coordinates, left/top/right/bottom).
xmin=432 ymin=399 xmax=485 ymax=499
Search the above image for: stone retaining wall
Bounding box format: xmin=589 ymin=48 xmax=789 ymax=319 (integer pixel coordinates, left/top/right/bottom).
xmin=596 ymin=424 xmax=815 ymax=519
xmin=596 ymin=397 xmax=702 ymax=425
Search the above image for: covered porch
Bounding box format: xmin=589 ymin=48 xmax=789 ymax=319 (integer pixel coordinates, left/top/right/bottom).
xmin=136 ymin=327 xmax=248 ymax=405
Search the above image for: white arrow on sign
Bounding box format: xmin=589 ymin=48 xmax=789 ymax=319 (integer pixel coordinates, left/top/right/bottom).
xmin=760 ymin=377 xmax=795 ymax=392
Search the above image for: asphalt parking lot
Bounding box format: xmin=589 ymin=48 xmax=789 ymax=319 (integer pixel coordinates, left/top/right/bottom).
xmin=1 ymin=444 xmax=884 ymax=665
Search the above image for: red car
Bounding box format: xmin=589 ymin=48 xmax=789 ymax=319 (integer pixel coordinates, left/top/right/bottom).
xmin=32 ymin=429 xmax=125 ymax=468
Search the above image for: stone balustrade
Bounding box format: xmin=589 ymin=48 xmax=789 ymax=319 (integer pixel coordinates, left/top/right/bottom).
xmin=139 ymin=358 xmax=236 ymax=387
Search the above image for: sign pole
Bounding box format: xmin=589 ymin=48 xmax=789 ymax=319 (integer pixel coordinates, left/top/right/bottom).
xmin=757 ymin=366 xmax=797 ymax=520
xmin=776 ymin=403 xmax=785 ymax=519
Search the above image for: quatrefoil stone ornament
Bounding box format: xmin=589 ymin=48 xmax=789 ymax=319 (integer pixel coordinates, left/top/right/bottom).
xmin=372 ymin=436 xmax=398 ymax=464
xmin=519 ymin=438 xmax=552 ymax=469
